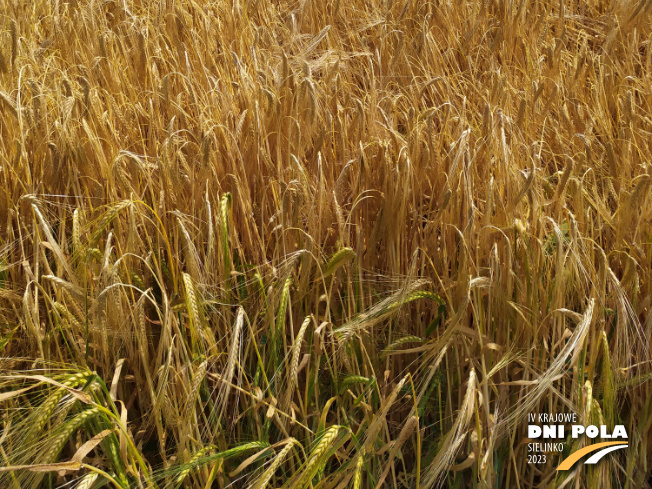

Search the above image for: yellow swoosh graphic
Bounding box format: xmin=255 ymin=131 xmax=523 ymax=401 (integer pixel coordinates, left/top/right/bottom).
xmin=556 ymin=442 xmax=628 ymax=471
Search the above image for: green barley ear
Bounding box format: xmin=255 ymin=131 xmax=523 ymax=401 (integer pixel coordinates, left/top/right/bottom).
xmin=290 ymin=316 xmax=311 ymax=389
xmin=270 ymin=276 xmax=291 ymax=384
xmin=182 ymin=272 xmax=215 ymax=352
xmin=382 ymin=335 xmax=423 ymax=356
xmin=174 ymin=444 xmax=218 ymax=487
xmin=25 ymin=372 xmax=94 ymax=446
xmin=334 ymin=280 xmax=444 ymax=343
xmin=90 ymin=201 xmax=132 ymax=248
xmin=321 ymin=247 xmax=355 ymax=279
xmin=338 ymin=375 xmax=369 ymax=395
xmin=294 ymin=426 xmax=348 ymax=489
xmin=352 ymin=449 xmax=364 ymax=489
xmin=182 ymin=272 xmax=200 ymax=348
xmin=251 ymin=438 xmax=297 ymax=489
xmin=41 ymin=408 xmax=101 ymax=464
xmin=173 ymin=441 xmax=271 ymax=487
xmin=220 ymin=192 xmax=232 ymax=281
xmin=130 ymin=272 xmax=145 ymax=290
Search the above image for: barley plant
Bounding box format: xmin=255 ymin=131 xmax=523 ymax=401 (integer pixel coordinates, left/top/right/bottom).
xmin=0 ymin=0 xmax=650 ymax=488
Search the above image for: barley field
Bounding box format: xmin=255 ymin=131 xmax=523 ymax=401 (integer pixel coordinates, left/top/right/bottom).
xmin=0 ymin=0 xmax=650 ymax=488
